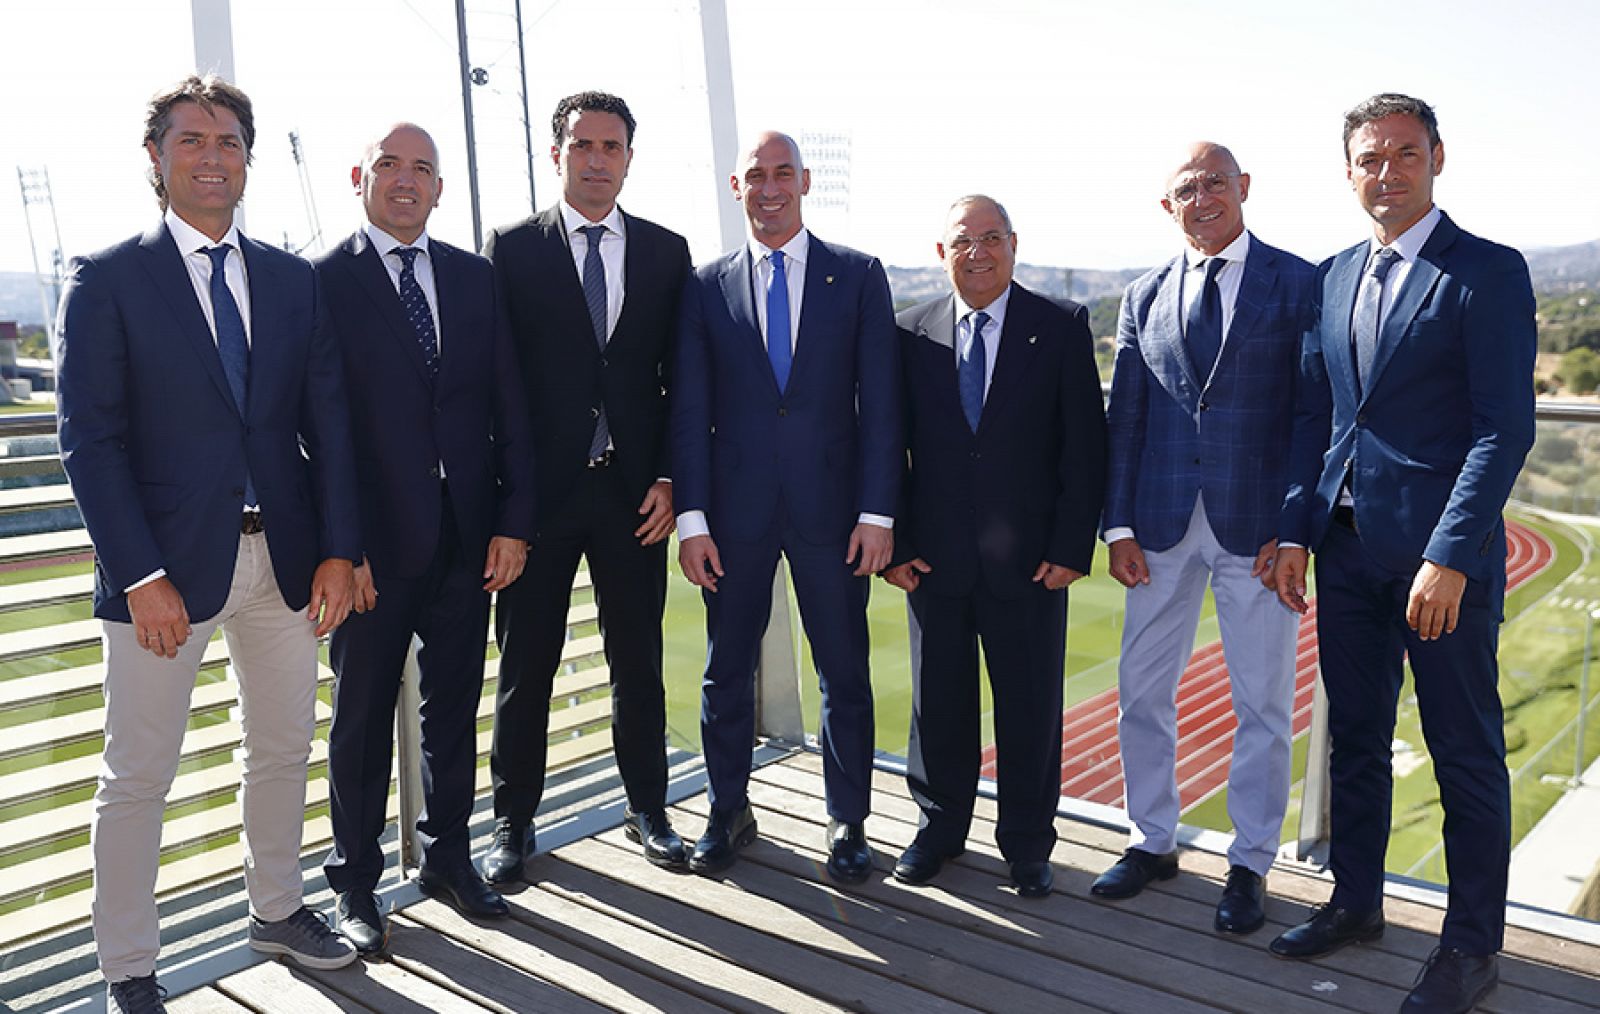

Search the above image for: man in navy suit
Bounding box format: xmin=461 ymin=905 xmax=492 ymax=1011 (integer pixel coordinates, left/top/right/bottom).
xmin=54 ymin=75 xmax=360 ymax=1012
xmin=316 ymin=123 xmax=534 ymax=953
xmin=672 ymin=131 xmax=901 ymax=880
xmin=885 ymin=195 xmax=1106 ymax=898
xmin=482 ymin=92 xmax=693 ymax=882
xmin=1093 ymin=144 xmax=1314 ymax=935
xmin=1272 ymin=95 xmax=1535 ymax=1014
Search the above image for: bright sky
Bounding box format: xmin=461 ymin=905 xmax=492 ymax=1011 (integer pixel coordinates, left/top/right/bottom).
xmin=2 ymin=0 xmax=1597 ymax=277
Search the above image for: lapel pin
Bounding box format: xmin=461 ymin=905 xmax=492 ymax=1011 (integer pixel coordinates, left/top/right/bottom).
xmin=825 ymin=275 xmax=835 ymax=284
xmin=1029 ymin=335 xmax=1037 ymax=344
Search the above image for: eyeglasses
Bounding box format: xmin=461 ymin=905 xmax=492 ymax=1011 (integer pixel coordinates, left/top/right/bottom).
xmin=947 ymin=231 xmax=1011 ymax=255
xmin=1168 ymin=172 xmax=1242 ymax=205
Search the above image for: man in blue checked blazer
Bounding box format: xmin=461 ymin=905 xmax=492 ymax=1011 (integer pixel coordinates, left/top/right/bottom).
xmin=1093 ymin=142 xmax=1315 ymax=936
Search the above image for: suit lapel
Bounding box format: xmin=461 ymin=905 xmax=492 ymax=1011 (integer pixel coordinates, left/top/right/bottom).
xmin=612 ymin=210 xmax=647 ymax=348
xmin=980 ymin=285 xmax=1044 ymax=435
xmin=347 ymin=232 xmax=436 ymax=389
xmin=138 ymin=224 xmax=239 ymax=416
xmin=239 ymin=235 xmax=288 ymax=421
xmin=1324 ymin=246 xmax=1365 ymax=400
xmin=1218 ymin=241 xmax=1272 ymax=376
xmin=1366 ymin=217 xmax=1454 ymax=394
xmin=789 ymin=239 xmax=837 ymax=392
xmin=717 ymin=246 xmax=775 ymax=393
xmin=429 ymin=241 xmax=465 ymax=394
xmin=1146 ymin=258 xmax=1200 ymax=410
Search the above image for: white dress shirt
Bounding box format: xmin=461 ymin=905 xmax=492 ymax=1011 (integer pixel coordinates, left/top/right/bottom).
xmin=953 ymin=284 xmax=1011 ymax=402
xmin=676 ymin=227 xmax=890 ymax=541
xmin=560 ymin=200 xmax=627 ymax=341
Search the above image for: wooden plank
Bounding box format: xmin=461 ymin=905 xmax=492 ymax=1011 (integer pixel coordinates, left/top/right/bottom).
xmin=499 ymin=871 xmax=880 ymax=1014
xmin=0 ymin=715 xmax=243 ymax=806
xmin=549 ymin=834 xmax=1102 ymax=1013
xmin=0 ymin=527 xmax=91 ymax=564
xmin=297 ymin=951 xmax=493 ymax=1013
xmin=0 ymin=483 xmax=75 ymax=513
xmin=213 ymin=960 xmax=373 ymax=1012
xmin=0 ymin=455 xmax=66 ymax=481
xmin=0 ymin=571 xmax=92 ymax=611
xmin=0 ymin=616 xmax=99 ymax=662
xmin=165 ymin=985 xmax=253 ymax=1013
xmin=0 ymin=639 xmax=229 ymax=711
xmin=715 ymin=775 xmax=1392 ymax=1014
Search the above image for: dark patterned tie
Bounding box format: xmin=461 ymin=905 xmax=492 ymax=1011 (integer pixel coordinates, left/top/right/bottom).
xmin=767 ymin=249 xmax=793 ymax=392
xmin=394 ymin=246 xmax=440 ymax=380
xmin=1185 ymin=256 xmax=1225 ymax=381
xmin=579 ymin=225 xmax=611 ymax=458
xmin=1353 ymin=247 xmax=1401 ymax=394
xmin=959 ymin=310 xmax=990 ymax=433
xmin=203 ymin=245 xmax=255 ymax=506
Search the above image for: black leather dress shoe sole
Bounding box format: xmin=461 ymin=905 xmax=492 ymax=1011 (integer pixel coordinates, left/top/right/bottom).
xmin=1090 ymin=849 xmax=1179 ymax=900
xmin=893 ymin=844 xmax=963 ymax=885
xmin=1268 ymin=909 xmax=1384 ymax=960
xmin=418 ymin=866 xmax=510 ymax=920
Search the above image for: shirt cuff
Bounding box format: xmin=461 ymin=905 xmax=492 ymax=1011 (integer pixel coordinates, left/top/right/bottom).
xmin=676 ymin=510 xmax=710 ymax=541
xmin=1279 ymin=541 xmax=1305 ymax=550
xmin=859 ymin=513 xmax=893 ymax=530
xmin=1103 ymin=527 xmax=1135 ymax=544
xmin=126 ymin=568 xmax=166 ymax=593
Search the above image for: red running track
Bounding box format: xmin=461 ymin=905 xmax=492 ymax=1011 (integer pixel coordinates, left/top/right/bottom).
xmin=979 ymin=520 xmax=1555 ymax=812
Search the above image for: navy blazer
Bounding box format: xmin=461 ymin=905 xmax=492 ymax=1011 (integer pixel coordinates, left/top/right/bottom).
xmin=1104 ymin=235 xmax=1316 ymax=556
xmin=1279 ymin=212 xmax=1536 ymax=607
xmin=895 ymin=284 xmax=1107 ymax=597
xmin=314 ymin=232 xmax=534 ymax=578
xmin=55 ymin=223 xmax=361 ymax=622
xmin=671 ymin=234 xmax=901 ymax=544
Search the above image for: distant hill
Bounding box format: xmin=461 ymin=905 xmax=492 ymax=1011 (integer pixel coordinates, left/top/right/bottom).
xmin=1525 ymin=240 xmax=1600 ymax=292
xmin=0 ymin=272 xmax=50 ymax=327
xmin=886 ymin=262 xmax=1146 ymax=309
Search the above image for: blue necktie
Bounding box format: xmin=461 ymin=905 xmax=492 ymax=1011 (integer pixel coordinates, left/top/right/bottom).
xmin=393 ymin=246 xmax=440 ymax=380
xmin=203 ymin=245 xmax=255 ymax=507
xmin=959 ymin=310 xmax=989 ymax=433
xmin=1185 ymin=256 xmax=1225 ymax=380
xmin=767 ymin=249 xmax=792 ymax=393
xmin=579 ymin=225 xmax=611 ymax=458
xmin=1353 ymin=247 xmax=1401 ymax=395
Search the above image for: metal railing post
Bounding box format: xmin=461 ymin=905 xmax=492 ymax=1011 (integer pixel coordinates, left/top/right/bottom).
xmin=395 ymin=635 xmax=426 ymax=873
xmin=754 ymin=559 xmax=804 ymax=745
xmin=1295 ymin=671 xmax=1333 ymax=863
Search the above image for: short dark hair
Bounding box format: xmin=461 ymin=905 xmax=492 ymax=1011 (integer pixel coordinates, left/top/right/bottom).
xmin=143 ymin=74 xmax=256 ymax=210
xmin=551 ymin=91 xmax=636 ymax=147
xmin=1342 ymin=93 xmax=1440 ymax=159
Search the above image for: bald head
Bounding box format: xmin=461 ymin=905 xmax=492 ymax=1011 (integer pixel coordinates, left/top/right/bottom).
xmin=731 ymin=130 xmax=811 ymax=248
xmin=1160 ymin=140 xmax=1249 ymax=256
xmin=353 ymin=122 xmax=443 ymax=245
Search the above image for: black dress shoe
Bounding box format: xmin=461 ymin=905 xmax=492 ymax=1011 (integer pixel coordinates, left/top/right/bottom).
xmin=624 ymin=807 xmax=689 ymax=870
xmin=481 ymin=818 xmax=533 ymax=885
xmin=335 ymin=889 xmax=387 ymax=955
xmin=690 ymin=804 xmax=757 ymax=874
xmin=1090 ymin=847 xmax=1178 ymax=899
xmin=418 ymin=861 xmax=510 ymax=919
xmin=892 ymin=842 xmax=963 ymax=885
xmin=1401 ymin=948 xmax=1497 ymax=1013
xmin=1269 ymin=903 xmax=1384 ymax=959
xmin=825 ymin=820 xmax=873 ymax=884
xmin=1214 ymin=865 xmax=1266 ymax=935
xmin=1010 ymin=860 xmax=1055 ymax=898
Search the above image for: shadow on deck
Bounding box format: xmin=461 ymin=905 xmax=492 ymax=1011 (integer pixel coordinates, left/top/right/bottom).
xmin=49 ymin=750 xmax=1600 ymax=1013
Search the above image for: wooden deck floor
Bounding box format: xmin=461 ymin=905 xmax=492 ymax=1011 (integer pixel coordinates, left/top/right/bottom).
xmin=167 ymin=752 xmax=1600 ymax=1014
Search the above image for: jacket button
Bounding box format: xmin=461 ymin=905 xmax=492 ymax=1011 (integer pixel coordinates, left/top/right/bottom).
xmin=591 ymin=407 xmax=600 ymax=418
xmin=778 ymin=407 xmax=787 ymax=417
xmin=1357 ymin=413 xmax=1367 ymax=425
xmin=599 ymin=356 xmax=608 ymax=368
xmin=1199 ymin=401 xmax=1209 ymax=412
xmin=428 ymin=465 xmax=440 ymax=478
xmin=1194 ymin=457 xmax=1202 ymax=465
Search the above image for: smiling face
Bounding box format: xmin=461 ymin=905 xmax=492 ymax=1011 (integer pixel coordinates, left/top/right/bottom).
xmin=1161 ymin=143 xmax=1249 ymax=256
xmin=146 ymin=100 xmax=247 ymax=241
xmin=554 ymin=109 xmax=632 ymax=221
xmin=937 ymin=198 xmax=1017 ymax=310
xmin=1346 ymin=112 xmax=1444 ymax=244
xmin=730 ymin=132 xmax=810 ymax=249
xmin=354 ymin=125 xmax=442 ymax=244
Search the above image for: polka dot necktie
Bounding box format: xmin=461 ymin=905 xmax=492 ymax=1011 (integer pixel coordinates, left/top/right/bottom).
xmin=394 ymin=246 xmax=439 ymax=380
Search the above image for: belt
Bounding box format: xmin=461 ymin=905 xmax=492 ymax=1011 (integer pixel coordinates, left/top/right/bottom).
xmin=586 ymin=449 xmax=614 ymax=469
xmin=1332 ymin=505 xmax=1357 ymax=533
xmin=241 ymin=510 xmax=265 ymax=535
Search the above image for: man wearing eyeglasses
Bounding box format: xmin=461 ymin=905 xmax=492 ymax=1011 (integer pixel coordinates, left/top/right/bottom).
xmin=1094 ymin=143 xmax=1314 ymax=935
xmin=1271 ymin=95 xmax=1534 ymax=1013
xmin=884 ymin=195 xmax=1106 ymax=897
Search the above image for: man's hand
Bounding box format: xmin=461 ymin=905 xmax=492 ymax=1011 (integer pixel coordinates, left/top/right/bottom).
xmin=1274 ymin=546 xmax=1310 ymax=615
xmin=1252 ymin=538 xmax=1279 ymax=591
xmin=127 ymin=577 xmax=191 ymax=659
xmin=308 ymin=558 xmax=356 ymax=637
xmin=883 ymin=558 xmax=931 ymax=593
xmin=1407 ymin=561 xmax=1466 ymax=641
xmin=1108 ymin=539 xmax=1149 ymax=588
xmin=635 ymin=481 xmax=675 ymax=546
xmin=352 ymin=556 xmax=378 ymax=614
xmin=482 ymin=536 xmax=528 ymax=593
xmin=846 ymin=523 xmax=893 ymax=577
xmin=679 ymin=534 xmax=724 ymax=592
xmin=1032 ymin=562 xmax=1084 ymax=591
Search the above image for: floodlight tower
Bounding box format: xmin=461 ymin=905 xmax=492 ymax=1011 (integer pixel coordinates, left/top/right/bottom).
xmin=16 ymin=167 xmax=66 ymax=342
